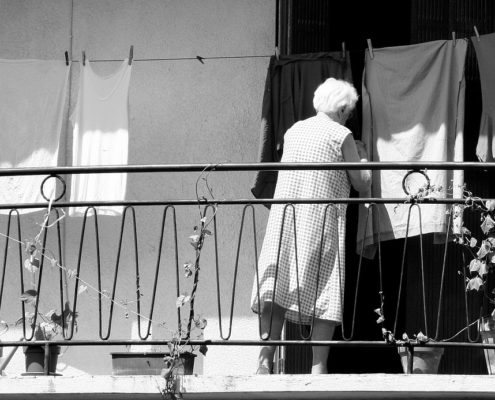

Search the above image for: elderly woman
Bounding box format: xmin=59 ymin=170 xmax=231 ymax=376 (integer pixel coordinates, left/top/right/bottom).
xmin=251 ymin=78 xmax=371 ymax=374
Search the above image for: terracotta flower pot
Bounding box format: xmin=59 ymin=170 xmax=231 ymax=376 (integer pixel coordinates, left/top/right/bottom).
xmin=111 ymin=351 xmax=196 ymax=375
xmin=480 ymin=317 xmax=495 ymax=374
xmin=398 ymin=346 xmax=444 ymax=374
xmin=23 ymin=345 xmax=61 ymax=375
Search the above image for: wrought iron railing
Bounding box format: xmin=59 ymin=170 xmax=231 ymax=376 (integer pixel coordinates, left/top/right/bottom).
xmin=0 ymin=162 xmax=494 ymax=375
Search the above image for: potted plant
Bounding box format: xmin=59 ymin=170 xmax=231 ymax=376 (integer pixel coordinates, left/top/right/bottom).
xmin=158 ymin=213 xmax=211 ymax=383
xmin=452 ymin=189 xmax=495 ymax=373
xmin=377 ymin=301 xmax=444 ymax=374
xmin=396 ymin=332 xmax=444 ymax=374
xmin=378 ymin=184 xmax=494 ymax=374
xmin=159 ymin=172 xmax=215 ymax=398
xmin=17 ymin=242 xmax=77 ymax=375
xmin=111 ymin=207 xmax=211 ymax=376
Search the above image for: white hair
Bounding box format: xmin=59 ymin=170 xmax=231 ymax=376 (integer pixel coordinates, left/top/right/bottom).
xmin=312 ymin=78 xmax=358 ymax=115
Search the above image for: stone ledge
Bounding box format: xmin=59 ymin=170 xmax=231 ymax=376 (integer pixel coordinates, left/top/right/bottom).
xmin=0 ymin=374 xmax=495 ymax=399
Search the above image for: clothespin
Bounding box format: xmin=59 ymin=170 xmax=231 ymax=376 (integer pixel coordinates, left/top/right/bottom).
xmin=82 ymin=50 xmax=86 ymax=66
xmin=341 ymin=42 xmax=346 ymax=59
xmin=128 ymin=45 xmax=133 ymax=65
xmin=474 ymin=25 xmax=481 ymax=42
xmin=64 ymin=51 xmax=69 ymax=66
xmin=275 ymin=46 xmax=280 ymax=60
xmin=366 ymin=38 xmax=374 ymax=59
xmin=452 ymin=31 xmax=456 ymax=47
xmin=196 ymin=55 xmax=205 ymax=64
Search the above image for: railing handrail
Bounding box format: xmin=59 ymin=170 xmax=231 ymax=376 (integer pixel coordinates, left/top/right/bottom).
xmin=0 ymin=197 xmax=490 ymax=210
xmin=2 ymin=339 xmax=495 ymax=350
xmin=0 ymin=161 xmax=494 ymax=176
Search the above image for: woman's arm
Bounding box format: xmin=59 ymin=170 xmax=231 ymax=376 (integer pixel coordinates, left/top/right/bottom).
xmin=341 ymin=133 xmax=372 ymax=192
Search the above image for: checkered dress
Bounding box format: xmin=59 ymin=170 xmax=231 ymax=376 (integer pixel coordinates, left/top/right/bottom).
xmin=251 ymin=113 xmax=351 ymax=324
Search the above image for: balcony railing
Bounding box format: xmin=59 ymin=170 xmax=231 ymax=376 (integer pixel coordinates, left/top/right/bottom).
xmin=0 ymin=161 xmax=494 ymax=379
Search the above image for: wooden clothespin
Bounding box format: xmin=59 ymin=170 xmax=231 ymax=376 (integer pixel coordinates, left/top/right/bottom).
xmin=474 ymin=25 xmax=481 ymax=42
xmin=452 ymin=31 xmax=456 ymax=47
xmin=366 ymin=38 xmax=374 ymax=59
xmin=275 ymin=46 xmax=280 ymax=61
xmin=128 ymin=45 xmax=133 ymax=65
xmin=82 ymin=50 xmax=86 ymax=66
xmin=64 ymin=51 xmax=69 ymax=66
xmin=341 ymin=42 xmax=346 ymax=59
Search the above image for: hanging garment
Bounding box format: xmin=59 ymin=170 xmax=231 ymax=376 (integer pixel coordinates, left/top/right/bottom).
xmin=250 ymin=52 xmax=354 ymax=201
xmin=356 ymin=39 xmax=467 ymax=258
xmin=251 ymin=113 xmax=350 ymax=325
xmin=0 ymin=59 xmax=70 ymax=213
xmin=472 ymin=32 xmax=495 ymax=162
xmin=70 ymin=58 xmax=132 ymax=216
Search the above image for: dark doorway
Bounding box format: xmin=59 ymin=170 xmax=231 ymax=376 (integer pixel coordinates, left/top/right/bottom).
xmin=279 ymin=0 xmax=495 ymax=375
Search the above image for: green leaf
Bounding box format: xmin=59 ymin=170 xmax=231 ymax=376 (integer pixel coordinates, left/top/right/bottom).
xmin=20 ymin=290 xmax=38 ymax=305
xmin=78 ymin=285 xmax=88 ymax=295
xmin=194 ymin=317 xmax=207 ymax=330
xmin=199 ymin=344 xmax=208 ymax=356
xmin=477 ymin=241 xmax=491 ymax=259
xmin=176 ymin=294 xmax=191 ymax=308
xmin=469 ymin=259 xmax=482 ymax=273
xmin=466 ymin=276 xmax=484 ymax=291
xmin=24 ymin=258 xmax=40 ymax=274
xmin=416 ymin=331 xmax=429 ymax=343
xmin=50 ymin=302 xmax=77 ymax=328
xmin=189 ymin=234 xmax=200 ymax=249
xmin=26 ymin=243 xmax=37 ymax=256
xmin=183 ymin=262 xmax=194 ymax=278
xmin=481 ymin=214 xmax=495 ymax=235
xmin=480 ymin=261 xmax=489 ymax=276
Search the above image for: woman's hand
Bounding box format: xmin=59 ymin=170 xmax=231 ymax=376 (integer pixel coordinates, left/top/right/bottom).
xmin=354 ymin=140 xmax=368 ymax=160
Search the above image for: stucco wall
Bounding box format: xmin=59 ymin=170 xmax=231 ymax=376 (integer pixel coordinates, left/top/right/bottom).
xmin=0 ymin=0 xmax=273 ymax=375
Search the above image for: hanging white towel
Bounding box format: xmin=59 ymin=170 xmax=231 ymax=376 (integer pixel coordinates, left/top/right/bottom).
xmin=0 ymin=59 xmax=70 ymax=213
xmin=69 ymin=59 xmax=132 ymax=216
xmin=356 ymin=39 xmax=467 ymax=258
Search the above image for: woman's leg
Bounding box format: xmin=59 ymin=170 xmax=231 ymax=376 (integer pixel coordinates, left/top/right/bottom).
xmin=257 ymin=301 xmax=285 ymax=373
xmin=311 ymin=318 xmax=336 ymax=374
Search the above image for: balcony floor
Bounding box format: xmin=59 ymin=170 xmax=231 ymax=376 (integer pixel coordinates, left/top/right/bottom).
xmin=1 ymin=373 xmax=495 ymax=399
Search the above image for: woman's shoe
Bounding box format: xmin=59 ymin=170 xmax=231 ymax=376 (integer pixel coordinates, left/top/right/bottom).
xmin=256 ymin=365 xmax=272 ymax=374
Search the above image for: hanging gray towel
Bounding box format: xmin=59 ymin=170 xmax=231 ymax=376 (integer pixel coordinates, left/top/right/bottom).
xmin=0 ymin=59 xmax=70 ymax=212
xmin=250 ymin=52 xmax=354 ymax=201
xmin=356 ymin=39 xmax=467 ymax=259
xmin=472 ymin=32 xmax=495 ymax=162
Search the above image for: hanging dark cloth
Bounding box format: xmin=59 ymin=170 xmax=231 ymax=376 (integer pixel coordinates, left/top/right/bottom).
xmin=250 ymin=52 xmax=354 ymax=201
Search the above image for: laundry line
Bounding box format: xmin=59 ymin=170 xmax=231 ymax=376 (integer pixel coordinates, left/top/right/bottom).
xmin=67 ymin=54 xmax=272 ymax=64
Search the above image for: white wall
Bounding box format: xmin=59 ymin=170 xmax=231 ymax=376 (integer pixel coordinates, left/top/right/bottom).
xmin=0 ymin=0 xmax=273 ymax=375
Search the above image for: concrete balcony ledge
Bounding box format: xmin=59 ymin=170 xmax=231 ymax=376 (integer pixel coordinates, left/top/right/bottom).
xmin=1 ymin=374 xmax=495 ymax=399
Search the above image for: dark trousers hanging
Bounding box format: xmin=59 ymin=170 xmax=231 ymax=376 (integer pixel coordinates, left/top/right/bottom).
xmin=251 ymin=52 xmax=354 ymax=201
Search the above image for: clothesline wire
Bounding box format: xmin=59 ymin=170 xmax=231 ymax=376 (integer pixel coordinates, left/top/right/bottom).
xmin=70 ymin=54 xmax=272 ymax=63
